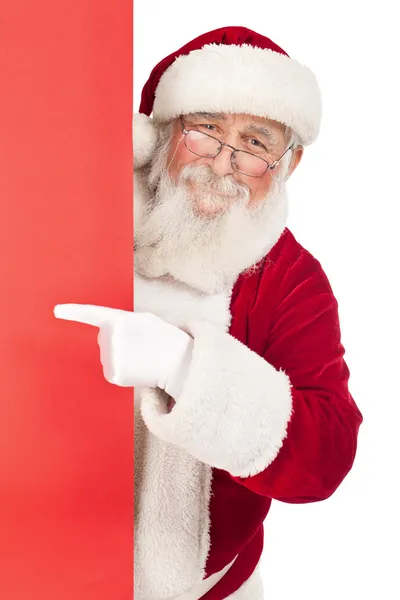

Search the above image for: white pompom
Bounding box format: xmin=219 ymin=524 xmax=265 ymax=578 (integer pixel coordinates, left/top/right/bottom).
xmin=133 ymin=113 xmax=158 ymax=168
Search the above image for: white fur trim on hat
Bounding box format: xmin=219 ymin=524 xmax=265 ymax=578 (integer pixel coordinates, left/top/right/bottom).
xmin=153 ymin=43 xmax=322 ymax=145
xmin=133 ymin=113 xmax=158 ymax=168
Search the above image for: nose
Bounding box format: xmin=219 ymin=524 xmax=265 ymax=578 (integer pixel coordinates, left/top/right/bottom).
xmin=210 ymin=144 xmax=235 ymax=177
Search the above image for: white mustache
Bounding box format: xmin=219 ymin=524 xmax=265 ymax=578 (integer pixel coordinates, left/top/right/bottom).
xmin=178 ymin=164 xmax=250 ymax=200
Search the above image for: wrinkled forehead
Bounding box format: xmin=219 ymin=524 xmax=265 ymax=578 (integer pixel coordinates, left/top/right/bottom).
xmin=186 ymin=111 xmax=283 ymax=126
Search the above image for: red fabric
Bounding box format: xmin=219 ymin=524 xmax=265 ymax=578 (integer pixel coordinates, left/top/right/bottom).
xmin=201 ymin=228 xmax=363 ymax=599
xmin=0 ymin=2 xmax=133 ymax=598
xmin=139 ymin=26 xmax=289 ymax=116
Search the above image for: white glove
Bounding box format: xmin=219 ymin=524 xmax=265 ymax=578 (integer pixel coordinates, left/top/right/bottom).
xmin=53 ymin=304 xmax=194 ymax=399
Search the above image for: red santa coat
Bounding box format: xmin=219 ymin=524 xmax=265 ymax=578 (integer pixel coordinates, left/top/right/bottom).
xmin=134 ymin=226 xmax=363 ymax=600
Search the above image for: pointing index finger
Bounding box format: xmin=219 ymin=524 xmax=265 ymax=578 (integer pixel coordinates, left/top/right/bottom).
xmin=54 ymin=304 xmax=119 ymax=327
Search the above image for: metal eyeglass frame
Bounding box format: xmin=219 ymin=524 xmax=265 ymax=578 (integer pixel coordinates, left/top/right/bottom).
xmin=180 ymin=116 xmax=294 ymax=178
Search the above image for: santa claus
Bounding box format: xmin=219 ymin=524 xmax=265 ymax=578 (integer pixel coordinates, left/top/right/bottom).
xmin=55 ymin=27 xmax=363 ymax=600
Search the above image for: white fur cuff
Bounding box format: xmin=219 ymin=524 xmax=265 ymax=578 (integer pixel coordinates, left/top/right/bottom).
xmin=140 ymin=321 xmax=293 ymax=477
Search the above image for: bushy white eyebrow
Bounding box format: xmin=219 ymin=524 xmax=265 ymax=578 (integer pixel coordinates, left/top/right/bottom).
xmin=244 ymin=124 xmax=279 ymax=147
xmin=187 ymin=112 xmax=227 ymax=121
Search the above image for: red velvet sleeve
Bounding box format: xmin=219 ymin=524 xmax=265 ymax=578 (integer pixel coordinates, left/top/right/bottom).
xmin=231 ymin=252 xmax=363 ymax=502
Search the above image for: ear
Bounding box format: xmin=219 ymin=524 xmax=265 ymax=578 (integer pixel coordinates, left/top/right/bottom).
xmin=133 ymin=113 xmax=158 ymax=169
xmin=287 ymin=145 xmax=304 ymax=179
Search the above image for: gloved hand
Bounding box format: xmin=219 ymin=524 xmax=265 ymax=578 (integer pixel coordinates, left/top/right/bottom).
xmin=54 ymin=304 xmax=194 ymax=399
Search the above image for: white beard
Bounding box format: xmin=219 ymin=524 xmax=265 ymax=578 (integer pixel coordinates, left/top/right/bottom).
xmin=134 ymin=163 xmax=289 ymax=295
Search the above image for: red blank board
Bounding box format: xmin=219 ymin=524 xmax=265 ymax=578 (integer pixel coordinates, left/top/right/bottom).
xmin=0 ymin=2 xmax=133 ymax=598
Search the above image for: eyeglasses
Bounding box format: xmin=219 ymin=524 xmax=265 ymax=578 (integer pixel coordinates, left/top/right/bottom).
xmin=179 ymin=117 xmax=294 ymax=178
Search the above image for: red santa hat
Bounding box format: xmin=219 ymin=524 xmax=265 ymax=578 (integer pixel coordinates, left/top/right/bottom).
xmin=134 ymin=26 xmax=322 ymax=168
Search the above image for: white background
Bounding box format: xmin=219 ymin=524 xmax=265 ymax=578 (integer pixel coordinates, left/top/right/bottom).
xmin=134 ymin=2 xmax=400 ymax=598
